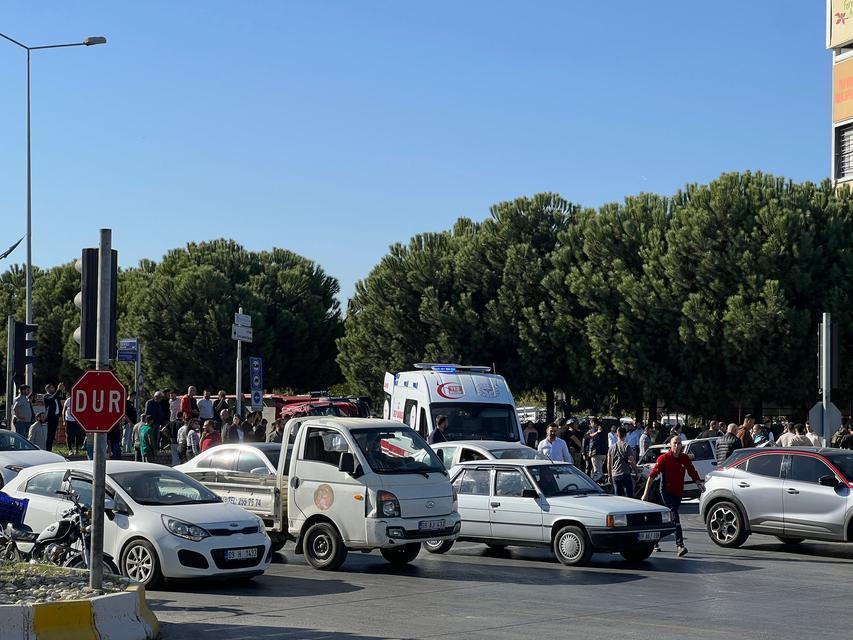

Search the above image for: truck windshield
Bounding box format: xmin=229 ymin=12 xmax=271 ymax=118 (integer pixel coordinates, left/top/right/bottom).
xmin=351 ymin=427 xmax=445 ymax=475
xmin=430 ymin=403 xmax=519 ymax=442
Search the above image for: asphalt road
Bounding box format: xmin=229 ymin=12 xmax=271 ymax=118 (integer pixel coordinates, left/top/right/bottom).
xmin=149 ymin=502 xmax=853 ymax=640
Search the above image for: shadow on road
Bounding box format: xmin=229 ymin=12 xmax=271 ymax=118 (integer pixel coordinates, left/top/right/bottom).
xmin=159 ymin=622 xmax=394 ymax=640
xmin=148 ymin=573 xmax=363 ymax=598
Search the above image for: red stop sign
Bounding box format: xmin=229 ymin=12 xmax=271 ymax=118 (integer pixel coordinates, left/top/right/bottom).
xmin=70 ymin=370 xmax=127 ymax=433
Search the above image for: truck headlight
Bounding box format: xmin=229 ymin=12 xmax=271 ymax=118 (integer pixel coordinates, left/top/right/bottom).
xmin=606 ymin=514 xmax=628 ymax=527
xmin=162 ymin=515 xmax=209 ymax=542
xmin=378 ymin=490 xmax=400 ymax=518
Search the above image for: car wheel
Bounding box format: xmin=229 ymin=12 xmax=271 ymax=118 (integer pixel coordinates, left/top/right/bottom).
xmin=706 ymin=501 xmax=748 ymax=548
xmin=620 ymin=543 xmax=655 ymax=563
xmin=303 ymin=522 xmax=347 ymax=571
xmin=775 ymin=536 xmax=805 ymax=545
xmin=380 ymin=543 xmax=421 ymax=566
xmin=553 ymin=525 xmax=592 ymax=566
xmin=485 ymin=542 xmax=508 ymax=550
xmin=121 ymin=539 xmax=163 ymax=588
xmin=423 ymin=539 xmax=454 ymax=554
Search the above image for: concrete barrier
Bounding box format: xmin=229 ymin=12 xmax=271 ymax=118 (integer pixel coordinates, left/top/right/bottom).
xmin=0 ymin=585 xmax=159 ymax=640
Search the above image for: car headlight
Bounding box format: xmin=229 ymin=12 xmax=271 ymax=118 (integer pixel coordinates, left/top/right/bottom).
xmin=254 ymin=514 xmax=268 ymax=537
xmin=661 ymin=510 xmax=672 ymax=523
xmin=606 ymin=514 xmax=628 ymax=527
xmin=377 ymin=490 xmax=400 ymax=518
xmin=162 ymin=515 xmax=209 ymax=542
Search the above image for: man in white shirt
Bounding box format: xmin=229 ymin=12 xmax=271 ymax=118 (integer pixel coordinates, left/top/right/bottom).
xmin=538 ymin=426 xmax=572 ymax=464
xmin=805 ymin=423 xmax=823 ymax=447
xmin=168 ymin=390 xmax=180 ymax=422
xmin=197 ymin=390 xmax=214 ymax=422
xmin=12 ymin=385 xmax=34 ymax=437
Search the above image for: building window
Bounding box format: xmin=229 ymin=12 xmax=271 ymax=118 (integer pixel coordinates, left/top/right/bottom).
xmin=836 ymin=124 xmax=853 ymax=181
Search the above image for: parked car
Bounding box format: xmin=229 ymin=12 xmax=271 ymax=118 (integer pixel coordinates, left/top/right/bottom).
xmin=175 ymin=443 xmax=292 ymax=550
xmin=431 ymin=440 xmax=548 ymax=468
xmin=3 ymin=461 xmax=272 ymax=587
xmin=425 ymin=460 xmax=674 ymax=565
xmin=0 ymin=430 xmax=65 ymax=489
xmin=184 ymin=417 xmax=461 ymax=570
xmin=700 ymin=447 xmax=853 ymax=548
xmin=637 ymin=437 xmax=718 ymax=499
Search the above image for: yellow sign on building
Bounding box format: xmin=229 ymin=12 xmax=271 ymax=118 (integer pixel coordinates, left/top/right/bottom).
xmin=829 ymin=0 xmax=853 ymax=48
xmin=834 ymin=57 xmax=853 ymax=121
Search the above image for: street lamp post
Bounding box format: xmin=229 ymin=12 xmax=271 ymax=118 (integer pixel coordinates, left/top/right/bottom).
xmin=0 ymin=33 xmax=106 ymax=388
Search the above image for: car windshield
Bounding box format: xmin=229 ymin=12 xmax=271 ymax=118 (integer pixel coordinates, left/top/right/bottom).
xmin=351 ymin=427 xmax=444 ymax=475
xmin=430 ymin=403 xmax=519 ymax=442
xmin=0 ymin=430 xmax=37 ymax=452
xmin=823 ymin=452 xmax=853 ymax=481
xmin=491 ymin=447 xmax=548 ymax=460
xmin=110 ymin=470 xmax=221 ymax=506
xmin=528 ymin=464 xmax=604 ymax=497
xmin=262 ymin=448 xmax=281 ymax=470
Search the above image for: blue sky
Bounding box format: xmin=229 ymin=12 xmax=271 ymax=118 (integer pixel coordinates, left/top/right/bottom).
xmin=0 ymin=2 xmax=830 ymax=303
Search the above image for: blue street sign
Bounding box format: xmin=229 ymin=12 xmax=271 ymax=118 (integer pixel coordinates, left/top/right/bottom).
xmin=249 ymin=357 xmax=263 ymax=409
xmin=117 ymin=351 xmax=137 ymax=362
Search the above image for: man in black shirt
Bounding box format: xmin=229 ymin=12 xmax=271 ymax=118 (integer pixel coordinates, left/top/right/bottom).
xmin=43 ymin=382 xmax=65 ymax=452
xmin=715 ymin=423 xmax=742 ymax=465
xmin=839 ymin=426 xmax=853 ymax=450
xmin=428 ymin=415 xmax=449 ymax=444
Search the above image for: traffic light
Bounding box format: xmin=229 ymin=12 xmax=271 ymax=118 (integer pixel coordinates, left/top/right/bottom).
xmin=74 ymin=248 xmax=118 ymax=360
xmin=12 ymin=321 xmax=37 ymax=383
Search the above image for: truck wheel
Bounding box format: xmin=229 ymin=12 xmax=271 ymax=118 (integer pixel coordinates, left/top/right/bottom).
xmin=706 ymin=501 xmax=748 ymax=548
xmin=380 ymin=543 xmax=421 ymax=566
xmin=553 ymin=525 xmax=592 ymax=566
xmin=620 ymin=543 xmax=655 ymax=563
xmin=303 ymin=522 xmax=347 ymax=570
xmin=423 ymin=539 xmax=454 ymax=554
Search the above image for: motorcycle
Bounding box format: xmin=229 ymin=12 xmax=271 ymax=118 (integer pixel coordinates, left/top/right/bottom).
xmin=3 ymin=487 xmax=119 ymax=574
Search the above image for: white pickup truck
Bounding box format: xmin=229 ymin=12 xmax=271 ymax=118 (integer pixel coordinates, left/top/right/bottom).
xmin=181 ymin=417 xmax=461 ymax=570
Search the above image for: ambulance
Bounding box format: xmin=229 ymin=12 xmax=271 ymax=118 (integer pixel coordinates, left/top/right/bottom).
xmin=382 ymin=364 xmax=524 ymax=443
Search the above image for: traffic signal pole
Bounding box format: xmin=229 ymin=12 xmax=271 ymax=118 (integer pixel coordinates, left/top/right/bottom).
xmin=89 ymin=228 xmax=111 ymax=590
xmin=4 ymin=316 xmax=13 ymax=429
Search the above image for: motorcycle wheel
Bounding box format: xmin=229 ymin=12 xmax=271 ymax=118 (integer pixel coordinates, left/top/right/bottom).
xmin=63 ymin=554 xmax=119 ymax=575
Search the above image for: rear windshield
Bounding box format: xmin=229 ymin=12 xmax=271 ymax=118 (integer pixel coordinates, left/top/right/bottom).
xmin=491 ymin=447 xmax=548 ymax=461
xmin=0 ymin=431 xmax=37 ymax=452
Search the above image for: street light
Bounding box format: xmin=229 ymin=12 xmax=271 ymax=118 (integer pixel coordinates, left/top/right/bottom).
xmin=0 ymin=32 xmax=107 ymax=388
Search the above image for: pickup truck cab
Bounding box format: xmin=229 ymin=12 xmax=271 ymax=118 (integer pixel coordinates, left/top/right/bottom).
xmin=183 ymin=417 xmax=460 ymax=570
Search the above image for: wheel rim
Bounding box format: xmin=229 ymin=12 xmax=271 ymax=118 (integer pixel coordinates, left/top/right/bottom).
xmin=424 ymin=540 xmax=442 ymax=550
xmin=709 ymin=505 xmax=740 ymax=543
xmin=125 ymin=545 xmax=153 ymax=582
xmin=310 ymin=532 xmax=332 ymax=560
xmin=558 ymin=532 xmax=583 ymax=561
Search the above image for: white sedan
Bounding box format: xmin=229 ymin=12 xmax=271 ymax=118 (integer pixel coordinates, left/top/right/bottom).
xmin=430 ymin=440 xmax=548 ymax=468
xmin=426 ymin=460 xmax=674 ymax=565
xmin=0 ymin=430 xmax=65 ymax=488
xmin=3 ymin=461 xmax=272 ymax=587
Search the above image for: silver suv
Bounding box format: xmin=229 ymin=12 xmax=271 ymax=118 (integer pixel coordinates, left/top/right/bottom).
xmin=700 ymin=447 xmax=853 ymax=547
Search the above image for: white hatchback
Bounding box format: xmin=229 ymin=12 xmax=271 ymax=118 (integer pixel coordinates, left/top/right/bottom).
xmin=3 ymin=461 xmax=272 ymax=587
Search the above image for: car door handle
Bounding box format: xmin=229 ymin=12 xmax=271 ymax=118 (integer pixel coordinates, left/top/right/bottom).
xmin=490 ymin=502 xmax=501 ymax=508
xmin=786 ymin=488 xmax=799 ymax=495
xmin=291 ymin=477 xmax=300 ymax=489
xmin=737 ymin=482 xmax=750 ymax=488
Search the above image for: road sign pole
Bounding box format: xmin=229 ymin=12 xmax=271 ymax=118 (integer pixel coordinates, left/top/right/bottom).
xmin=90 ymin=228 xmax=112 ymax=590
xmin=134 ymin=341 xmax=141 ymax=415
xmin=822 ymin=313 xmax=832 ymax=446
xmin=236 ymin=306 xmax=243 ymax=418
xmin=4 ymin=316 xmax=13 ymax=430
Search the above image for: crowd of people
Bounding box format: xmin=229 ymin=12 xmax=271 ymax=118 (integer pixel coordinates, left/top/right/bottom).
xmin=6 ymin=382 xmax=288 ymax=467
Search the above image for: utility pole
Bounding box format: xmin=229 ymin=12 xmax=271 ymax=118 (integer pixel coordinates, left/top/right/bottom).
xmin=89 ymin=228 xmax=111 ymax=589
xmin=4 ymin=316 xmax=13 ymax=429
xmin=236 ymin=306 xmax=243 ymax=418
xmin=822 ymin=312 xmax=831 ymax=443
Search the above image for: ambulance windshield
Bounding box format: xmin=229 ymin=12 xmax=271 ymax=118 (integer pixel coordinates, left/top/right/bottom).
xmin=430 ymin=404 xmax=519 ymax=442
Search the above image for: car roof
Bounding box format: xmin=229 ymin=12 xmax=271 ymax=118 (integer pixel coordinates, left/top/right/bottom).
xmin=298 ymin=417 xmax=402 ymax=430
xmin=433 ymin=440 xmax=526 ymax=449
xmin=454 ymin=459 xmax=566 ymax=468
xmin=16 ymin=460 xmax=168 ymax=477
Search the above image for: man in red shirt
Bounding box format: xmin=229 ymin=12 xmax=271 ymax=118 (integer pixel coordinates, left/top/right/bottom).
xmin=641 ymin=436 xmax=704 ymax=557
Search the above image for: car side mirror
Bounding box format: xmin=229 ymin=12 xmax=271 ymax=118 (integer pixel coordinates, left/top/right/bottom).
xmin=521 ymin=489 xmax=539 ymax=499
xmin=338 ymin=451 xmax=356 ymax=475
xmin=710 ymin=461 xmax=717 ymax=466
xmin=104 ymin=497 xmax=116 ymax=520
xmin=819 ymin=475 xmax=840 ymax=488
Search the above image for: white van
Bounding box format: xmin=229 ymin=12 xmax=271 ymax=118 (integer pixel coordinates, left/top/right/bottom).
xmin=182 ymin=417 xmax=461 ymax=571
xmin=383 ymin=363 xmax=523 ymax=443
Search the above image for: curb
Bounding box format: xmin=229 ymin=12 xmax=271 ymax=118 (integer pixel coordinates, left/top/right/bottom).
xmin=0 ymin=584 xmax=159 ymax=640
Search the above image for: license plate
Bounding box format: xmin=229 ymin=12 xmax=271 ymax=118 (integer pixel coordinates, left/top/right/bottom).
xmin=225 ymin=547 xmax=258 ymax=561
xmin=418 ymin=519 xmax=445 ymax=531
xmin=638 ymin=531 xmax=660 ymax=542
